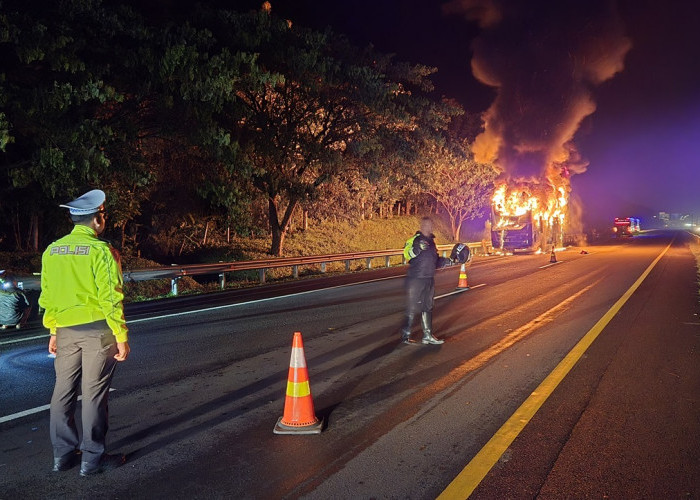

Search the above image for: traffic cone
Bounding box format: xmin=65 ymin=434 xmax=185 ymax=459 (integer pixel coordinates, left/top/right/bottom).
xmin=274 ymin=332 xmax=323 ymax=435
xmin=456 ymin=263 xmax=469 ymax=289
xmin=550 ymin=248 xmax=557 ymax=263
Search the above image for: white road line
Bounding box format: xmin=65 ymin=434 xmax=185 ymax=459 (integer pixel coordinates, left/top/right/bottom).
xmin=2 ymin=275 xmax=480 ymax=419
xmin=0 ymin=334 xmax=47 ymax=346
xmin=539 ymin=261 xmax=564 ymax=269
xmin=0 ymin=403 xmax=53 ymax=423
xmin=128 ymin=273 xmax=406 ymax=324
xmin=435 ymin=283 xmax=487 ymax=300
xmin=0 ymin=389 xmax=115 ymax=424
xmin=0 ymin=274 xmax=409 ymax=346
xmin=2 ymin=270 xmax=468 ymax=344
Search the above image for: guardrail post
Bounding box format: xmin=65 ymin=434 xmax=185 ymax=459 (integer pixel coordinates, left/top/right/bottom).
xmin=385 ymin=255 xmax=391 ymax=267
xmin=320 ymin=262 xmax=327 ymax=273
xmin=259 ymin=268 xmax=266 ymax=284
xmin=345 ymin=260 xmax=351 ymax=272
xmin=171 ymin=277 xmax=180 ymax=296
xmin=292 ymin=265 xmax=299 ymax=278
xmin=366 ymin=257 xmax=372 ymax=269
xmin=219 ymin=273 xmax=226 ymax=289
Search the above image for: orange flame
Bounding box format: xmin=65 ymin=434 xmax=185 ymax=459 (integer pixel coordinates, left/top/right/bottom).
xmin=492 ymin=174 xmax=569 ymax=229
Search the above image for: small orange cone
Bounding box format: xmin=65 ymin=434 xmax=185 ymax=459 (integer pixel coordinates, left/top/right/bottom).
xmin=457 ymin=263 xmax=469 ymax=289
xmin=550 ymin=248 xmax=557 ymax=263
xmin=274 ymin=332 xmax=323 ymax=434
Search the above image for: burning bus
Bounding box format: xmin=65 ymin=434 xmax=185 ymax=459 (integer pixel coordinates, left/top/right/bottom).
xmin=490 ymin=180 xmax=567 ymax=253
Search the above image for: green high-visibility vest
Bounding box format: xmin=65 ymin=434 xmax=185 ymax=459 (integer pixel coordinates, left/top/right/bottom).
xmin=39 ymin=225 xmax=128 ymax=342
xmin=403 ymin=233 xmax=420 ymax=261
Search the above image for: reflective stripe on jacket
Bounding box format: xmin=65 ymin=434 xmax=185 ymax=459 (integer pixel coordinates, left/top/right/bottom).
xmin=403 ymin=233 xmax=420 ymax=261
xmin=39 ymin=225 xmax=128 ymax=342
xmin=405 ymin=231 xmax=440 ymax=278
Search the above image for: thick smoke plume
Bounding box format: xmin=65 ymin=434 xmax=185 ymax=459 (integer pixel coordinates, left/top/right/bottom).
xmin=444 ymin=0 xmax=631 ymax=181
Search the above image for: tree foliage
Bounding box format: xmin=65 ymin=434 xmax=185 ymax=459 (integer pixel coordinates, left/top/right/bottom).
xmin=422 ymin=138 xmax=498 ymax=241
xmin=0 ymin=0 xmax=492 ymax=258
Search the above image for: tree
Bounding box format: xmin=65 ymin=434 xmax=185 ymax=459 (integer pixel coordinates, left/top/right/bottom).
xmin=0 ymin=0 xmax=136 ymax=249
xmin=226 ymin=9 xmax=453 ymax=255
xmin=422 ymin=138 xmax=497 ymax=241
xmin=0 ymin=0 xmax=255 ymax=252
xmin=101 ymin=14 xmax=256 ymax=252
xmin=0 ymin=1 xmax=479 ymax=260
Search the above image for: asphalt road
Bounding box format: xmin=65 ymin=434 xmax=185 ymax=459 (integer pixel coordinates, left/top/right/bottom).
xmin=1 ymin=230 xmax=698 ymax=499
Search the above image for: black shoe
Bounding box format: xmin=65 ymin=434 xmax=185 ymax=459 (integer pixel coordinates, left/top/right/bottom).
xmin=400 ymin=313 xmax=417 ymax=345
xmin=53 ymin=450 xmax=81 ymax=472
xmin=401 ymin=329 xmax=417 ymax=345
xmin=80 ymin=454 xmax=126 ymax=476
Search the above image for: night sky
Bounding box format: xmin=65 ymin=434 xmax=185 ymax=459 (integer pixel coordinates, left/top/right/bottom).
xmin=232 ymin=0 xmax=700 ymax=226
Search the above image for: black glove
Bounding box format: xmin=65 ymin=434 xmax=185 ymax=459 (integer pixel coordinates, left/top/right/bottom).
xmin=437 ymin=257 xmax=452 ymax=269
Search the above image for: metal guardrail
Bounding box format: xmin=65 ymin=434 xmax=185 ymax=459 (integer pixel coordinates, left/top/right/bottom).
xmin=17 ymin=241 xmax=489 ymax=294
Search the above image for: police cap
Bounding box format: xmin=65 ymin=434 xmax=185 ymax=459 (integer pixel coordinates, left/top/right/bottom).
xmin=59 ymin=189 xmax=106 ymax=215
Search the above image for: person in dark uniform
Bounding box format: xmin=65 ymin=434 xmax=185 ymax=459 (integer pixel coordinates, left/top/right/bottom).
xmin=401 ymin=217 xmax=452 ymax=345
xmin=0 ymin=272 xmax=31 ymax=329
xmin=39 ymin=189 xmax=130 ymax=476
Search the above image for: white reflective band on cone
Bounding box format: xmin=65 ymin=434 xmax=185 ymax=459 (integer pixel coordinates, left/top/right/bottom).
xmin=289 ymin=347 xmax=307 ymax=368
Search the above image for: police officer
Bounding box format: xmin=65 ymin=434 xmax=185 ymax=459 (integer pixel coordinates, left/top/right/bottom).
xmin=39 ymin=189 xmax=130 ymax=476
xmin=401 ymin=217 xmax=452 ymax=345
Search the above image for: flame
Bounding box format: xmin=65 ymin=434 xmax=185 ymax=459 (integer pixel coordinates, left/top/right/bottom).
xmin=491 ymin=173 xmax=569 ymax=229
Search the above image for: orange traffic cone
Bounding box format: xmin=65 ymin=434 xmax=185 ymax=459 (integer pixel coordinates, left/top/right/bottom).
xmin=274 ymin=332 xmax=323 ymax=435
xmin=456 ymin=263 xmax=469 ymax=289
xmin=550 ymin=248 xmax=557 ymax=263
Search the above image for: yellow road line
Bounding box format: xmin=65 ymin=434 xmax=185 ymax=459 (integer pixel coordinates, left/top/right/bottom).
xmin=438 ymin=238 xmax=674 ymax=500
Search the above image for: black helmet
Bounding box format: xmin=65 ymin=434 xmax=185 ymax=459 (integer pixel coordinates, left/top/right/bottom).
xmin=450 ymin=243 xmax=471 ymax=264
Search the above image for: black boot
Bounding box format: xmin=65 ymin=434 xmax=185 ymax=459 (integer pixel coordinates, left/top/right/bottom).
xmin=421 ymin=312 xmax=444 ymax=345
xmin=401 ymin=314 xmax=417 ymax=344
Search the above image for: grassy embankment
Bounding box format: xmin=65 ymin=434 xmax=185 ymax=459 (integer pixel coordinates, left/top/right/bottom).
xmin=1 ymin=215 xmax=472 ymax=302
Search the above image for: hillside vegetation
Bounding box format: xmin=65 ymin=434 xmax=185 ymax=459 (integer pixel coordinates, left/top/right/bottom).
xmin=213 ymin=215 xmax=457 ymax=261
